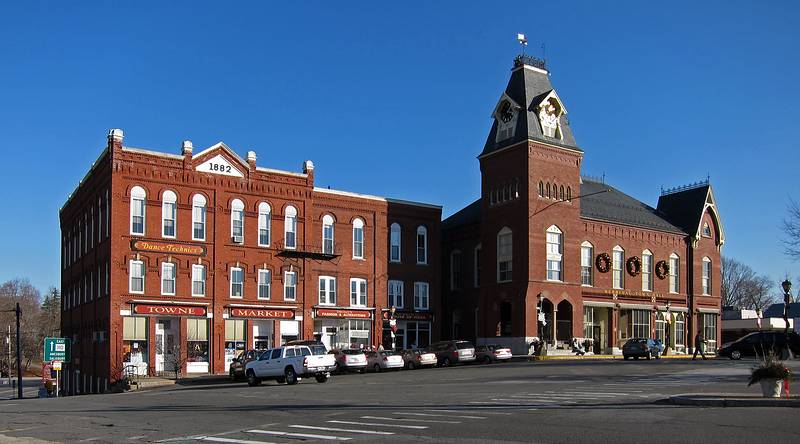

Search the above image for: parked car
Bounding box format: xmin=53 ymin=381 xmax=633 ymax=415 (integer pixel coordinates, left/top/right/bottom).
xmin=475 ymin=344 xmax=513 ymax=364
xmin=428 ymin=340 xmax=476 ymax=366
xmin=331 ymin=348 xmax=368 ymax=373
xmin=366 ymin=350 xmax=404 ymax=372
xmin=285 ymin=340 xmax=328 ymax=356
xmin=400 ymin=349 xmax=437 ymax=369
xmin=718 ymin=331 xmax=800 ymax=360
xmin=622 ymin=338 xmax=663 ymax=360
xmin=244 ymin=345 xmax=336 ymax=386
xmin=229 ymin=349 xmax=261 ymax=380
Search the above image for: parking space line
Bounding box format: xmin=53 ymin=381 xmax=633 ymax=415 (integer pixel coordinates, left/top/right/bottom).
xmin=327 ymin=420 xmax=427 ymax=430
xmin=399 ymin=412 xmax=487 ymax=419
xmin=200 ymin=437 xmax=277 ymax=444
xmin=360 ymin=415 xmax=461 ymax=424
xmin=246 ymin=429 xmax=351 ymax=441
xmin=426 ymin=409 xmax=510 ymax=416
xmin=290 ymin=425 xmax=394 ymax=435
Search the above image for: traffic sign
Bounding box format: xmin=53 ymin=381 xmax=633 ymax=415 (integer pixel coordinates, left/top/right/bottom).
xmin=44 ymin=337 xmax=71 ymax=363
xmin=52 ymin=361 xmax=62 ymax=371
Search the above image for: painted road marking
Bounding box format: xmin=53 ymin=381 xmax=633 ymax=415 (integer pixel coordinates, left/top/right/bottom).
xmin=327 ymin=420 xmax=427 ymax=430
xmin=361 ymin=415 xmax=461 ymax=424
xmin=246 ymin=429 xmax=351 ymax=441
xmin=398 ymin=412 xmax=487 ymax=419
xmin=426 ymin=409 xmax=511 ymax=416
xmin=290 ymin=425 xmax=394 ymax=435
xmin=200 ymin=437 xmax=277 ymax=444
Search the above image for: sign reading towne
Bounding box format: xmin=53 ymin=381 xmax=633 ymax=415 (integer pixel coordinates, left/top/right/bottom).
xmin=44 ymin=337 xmax=71 ymax=363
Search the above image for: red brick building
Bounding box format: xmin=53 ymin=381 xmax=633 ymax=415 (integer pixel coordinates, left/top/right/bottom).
xmin=60 ymin=132 xmax=440 ymax=393
xmin=441 ymin=55 xmax=724 ymax=356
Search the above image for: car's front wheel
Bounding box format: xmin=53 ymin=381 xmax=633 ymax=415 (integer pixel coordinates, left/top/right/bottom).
xmin=373 ymin=364 xmax=381 ymax=373
xmin=285 ymin=367 xmax=298 ymax=385
xmin=246 ymin=370 xmax=261 ymax=387
xmin=731 ymin=350 xmax=742 ymax=360
xmin=442 ymin=358 xmax=451 ymax=367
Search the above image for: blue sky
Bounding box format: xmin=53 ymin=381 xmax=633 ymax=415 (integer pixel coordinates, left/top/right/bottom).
xmin=0 ymin=1 xmax=798 ymax=295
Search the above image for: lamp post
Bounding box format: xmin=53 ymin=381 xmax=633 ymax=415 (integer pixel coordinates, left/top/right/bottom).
xmin=664 ymin=301 xmax=671 ymax=356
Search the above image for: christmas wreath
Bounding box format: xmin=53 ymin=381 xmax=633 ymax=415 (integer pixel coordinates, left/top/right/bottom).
xmin=595 ymin=253 xmax=611 ymax=273
xmin=626 ymin=256 xmax=642 ymax=276
xmin=655 ymin=260 xmax=669 ymax=280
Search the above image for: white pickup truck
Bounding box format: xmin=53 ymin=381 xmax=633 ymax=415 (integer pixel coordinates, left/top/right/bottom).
xmin=244 ymin=345 xmax=336 ymax=386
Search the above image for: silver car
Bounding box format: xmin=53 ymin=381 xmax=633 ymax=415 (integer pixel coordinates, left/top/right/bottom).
xmin=331 ymin=349 xmax=368 ymax=373
xmin=428 ymin=340 xmax=476 ymax=367
xmin=365 ymin=350 xmax=405 ymax=372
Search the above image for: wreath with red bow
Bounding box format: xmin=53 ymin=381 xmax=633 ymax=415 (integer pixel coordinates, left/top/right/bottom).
xmin=655 ymin=260 xmax=669 ymax=280
xmin=626 ymin=256 xmax=642 ymax=277
xmin=595 ymin=253 xmax=611 ymax=273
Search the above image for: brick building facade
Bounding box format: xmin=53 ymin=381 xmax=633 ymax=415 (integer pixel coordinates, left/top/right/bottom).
xmin=60 ymin=132 xmax=440 ymax=393
xmin=441 ymin=55 xmax=724 ymax=356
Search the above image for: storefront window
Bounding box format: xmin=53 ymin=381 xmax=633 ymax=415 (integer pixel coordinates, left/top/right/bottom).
xmin=187 ymin=318 xmax=209 ymax=363
xmin=225 ymin=319 xmax=245 ymax=371
xmin=675 ymin=313 xmax=685 ymax=349
xmin=123 ymin=317 xmax=148 ymax=367
xmin=655 ymin=312 xmax=666 ymax=342
xmin=583 ymin=307 xmax=594 ymax=339
xmin=631 ymin=310 xmax=650 ymax=338
xmin=405 ymin=321 xmax=430 ymax=349
xmin=703 ymin=313 xmax=717 ymax=352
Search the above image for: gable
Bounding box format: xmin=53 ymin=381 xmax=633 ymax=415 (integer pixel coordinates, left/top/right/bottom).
xmin=196 ymin=154 xmax=245 ymax=178
xmin=192 ymin=142 xmax=249 ymax=178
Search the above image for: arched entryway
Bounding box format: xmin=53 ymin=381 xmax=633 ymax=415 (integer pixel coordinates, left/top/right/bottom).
xmin=540 ymin=299 xmax=554 ymax=344
xmin=556 ymin=300 xmax=573 ymax=343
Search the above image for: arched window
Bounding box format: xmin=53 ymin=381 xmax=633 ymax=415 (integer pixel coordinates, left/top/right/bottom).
xmin=497 ymin=227 xmax=513 ymax=282
xmin=642 ymin=250 xmax=653 ymax=291
xmin=546 ymin=225 xmax=563 ymax=281
xmin=702 ymin=257 xmax=712 ymax=295
xmin=130 ymin=186 xmax=146 ymax=235
xmin=566 ymin=186 xmax=572 ymax=201
xmin=675 ymin=313 xmax=685 ymax=348
xmin=655 ymin=311 xmax=666 ymax=342
xmin=450 ymin=250 xmax=462 ymax=290
xmin=580 ymin=241 xmax=593 ymax=286
xmin=612 ymin=245 xmax=624 ymax=289
xmin=390 ymin=223 xmax=401 ymax=262
xmin=559 ymin=185 xmax=565 ymax=201
xmin=231 ymin=199 xmax=244 ymax=244
xmin=416 ymin=226 xmax=428 ymax=264
xmin=538 ymin=181 xmax=544 ymax=197
xmin=258 ymin=202 xmax=271 ymax=246
xmin=322 ymin=214 xmax=335 ymax=255
xmin=161 ymin=190 xmax=177 ymax=238
xmin=669 ymin=253 xmax=680 ymax=293
xmin=546 ymin=183 xmax=551 ymax=199
xmin=192 ymin=194 xmax=207 ymax=241
xmin=284 ymin=205 xmax=298 ymax=249
xmin=352 ymin=218 xmax=364 ymax=259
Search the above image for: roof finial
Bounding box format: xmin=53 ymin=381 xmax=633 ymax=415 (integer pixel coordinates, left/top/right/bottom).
xmin=517 ymin=33 xmax=528 ymax=56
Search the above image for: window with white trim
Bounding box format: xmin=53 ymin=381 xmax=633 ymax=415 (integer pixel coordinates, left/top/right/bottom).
xmin=702 ymin=257 xmax=712 ymax=295
xmin=230 ymin=267 xmax=243 ymax=298
xmin=192 ymin=194 xmax=207 ymax=241
xmin=546 ymin=225 xmax=563 ymax=281
xmin=258 ymin=202 xmax=271 ymax=246
xmin=655 ymin=312 xmax=666 ymax=342
xmin=231 ymin=199 xmax=244 ymax=243
xmin=350 ymin=278 xmax=367 ymax=307
xmin=631 ymin=309 xmax=650 ymax=338
xmin=130 ymin=186 xmax=146 ymax=235
xmin=702 ymin=313 xmax=717 ymax=352
xmin=192 ymin=264 xmax=206 ymax=297
xmin=322 ymin=214 xmax=334 ymax=255
xmin=612 ymin=246 xmax=624 ymax=289
xmin=162 ymin=190 xmax=177 ymax=238
xmin=388 ymin=280 xmax=404 ymax=308
xmin=414 ymin=282 xmax=429 ymax=310
xmin=669 ymin=253 xmax=680 ymax=293
xmin=318 ymin=276 xmax=336 ymax=305
xmin=258 ymin=269 xmax=271 ymax=300
xmin=352 ymin=218 xmax=364 ymax=259
xmin=497 ymin=227 xmax=513 ymax=282
xmin=161 ymin=262 xmax=176 ymax=295
xmin=642 ymin=250 xmax=653 ymax=292
xmin=390 ymin=223 xmax=401 ymax=262
xmin=284 ymin=271 xmax=297 ymax=301
xmin=416 ymin=226 xmax=428 ymax=264
xmin=129 ymin=260 xmax=144 ymax=293
xmin=581 ymin=241 xmax=593 ymax=286
xmin=284 ymin=206 xmax=297 ymax=249
xmin=450 ymin=250 xmax=462 ymax=290
xmin=675 ymin=313 xmax=685 ymax=347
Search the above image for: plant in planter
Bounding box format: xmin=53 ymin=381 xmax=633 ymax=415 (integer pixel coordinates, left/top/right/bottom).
xmin=748 ymin=352 xmax=791 ymax=398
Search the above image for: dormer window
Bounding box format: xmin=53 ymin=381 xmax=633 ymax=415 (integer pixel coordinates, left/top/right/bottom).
xmin=493 ymin=95 xmax=520 ymax=142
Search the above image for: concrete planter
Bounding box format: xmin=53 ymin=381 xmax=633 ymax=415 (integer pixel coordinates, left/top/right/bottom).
xmin=759 ymin=379 xmax=783 ymax=398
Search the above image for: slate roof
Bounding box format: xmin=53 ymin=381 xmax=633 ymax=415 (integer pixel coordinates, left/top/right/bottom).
xmin=656 ymin=185 xmax=711 ymax=237
xmin=481 ymin=60 xmax=581 ymax=157
xmin=764 ymin=302 xmax=800 ymax=319
xmin=442 ymin=199 xmax=481 ymax=229
xmin=579 ymin=179 xmax=686 ymax=234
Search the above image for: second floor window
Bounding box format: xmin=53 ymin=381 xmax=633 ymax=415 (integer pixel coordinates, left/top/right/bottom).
xmin=416 ymin=226 xmax=428 ymax=264
xmin=581 ymin=242 xmax=593 ymax=286
xmin=258 ymin=269 xmax=271 ymax=300
xmin=129 ymin=260 xmax=144 ymax=293
xmin=497 ymin=227 xmax=513 ymax=282
xmin=546 ymin=225 xmax=563 ymax=281
xmin=612 ymin=246 xmax=624 ymax=289
xmin=284 ymin=206 xmax=297 ymax=249
xmin=192 ymin=194 xmax=207 ymax=241
xmin=130 ymin=186 xmax=146 ymax=235
xmin=162 ymin=190 xmax=177 ymax=238
xmin=390 ymin=223 xmax=401 ymax=262
xmin=702 ymin=257 xmax=712 ymax=294
xmin=231 ymin=199 xmax=244 ymax=243
xmin=258 ymin=202 xmax=271 ymax=246
xmin=192 ymin=264 xmax=205 ymax=296
xmin=414 ymin=282 xmax=429 ymax=310
xmin=319 ymin=276 xmax=336 ymax=305
xmin=352 ymin=218 xmax=364 ymax=259
xmin=388 ymin=280 xmax=404 ymax=308
xmin=161 ymin=262 xmax=176 ymax=295
xmin=669 ymin=254 xmax=680 ymax=293
xmin=350 ymin=278 xmax=367 ymax=307
xmin=322 ymin=215 xmax=334 ymax=254
xmin=642 ymin=250 xmax=653 ymax=291
xmin=230 ymin=267 xmax=243 ymax=298
xmin=284 ymin=271 xmax=297 ymax=301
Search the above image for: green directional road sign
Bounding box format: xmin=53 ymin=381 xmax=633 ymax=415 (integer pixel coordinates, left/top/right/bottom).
xmin=44 ymin=337 xmax=71 ymax=363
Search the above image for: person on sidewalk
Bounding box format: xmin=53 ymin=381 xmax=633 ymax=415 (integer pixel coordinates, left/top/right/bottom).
xmin=692 ymin=331 xmax=707 ymax=360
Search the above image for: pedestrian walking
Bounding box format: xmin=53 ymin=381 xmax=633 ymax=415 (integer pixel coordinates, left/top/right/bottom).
xmin=692 ymin=331 xmax=707 ymax=360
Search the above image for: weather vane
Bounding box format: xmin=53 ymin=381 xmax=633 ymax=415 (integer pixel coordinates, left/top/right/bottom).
xmin=517 ymin=33 xmax=528 ymax=55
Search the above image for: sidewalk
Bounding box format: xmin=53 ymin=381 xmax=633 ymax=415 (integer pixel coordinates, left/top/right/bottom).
xmin=669 ymin=393 xmax=800 ymax=407
xmin=512 ymin=354 xmax=698 ymax=361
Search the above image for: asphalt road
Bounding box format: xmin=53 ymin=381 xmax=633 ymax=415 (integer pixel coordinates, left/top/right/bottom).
xmin=0 ymin=359 xmax=798 ymax=444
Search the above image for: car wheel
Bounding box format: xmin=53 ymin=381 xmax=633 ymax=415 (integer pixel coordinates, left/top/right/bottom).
xmin=229 ymin=369 xmax=237 ymax=381
xmin=731 ymin=350 xmax=742 ymax=360
xmin=407 ymin=361 xmax=416 ymax=370
xmin=483 ymin=356 xmax=492 ymax=364
xmin=623 ymin=355 xmax=629 ymax=360
xmin=285 ymin=367 xmax=298 ymax=385
xmin=373 ymin=364 xmax=381 ymax=373
xmin=315 ymin=373 xmax=329 ymax=383
xmin=246 ymin=370 xmax=261 ymax=387
xmin=442 ymin=358 xmax=451 ymax=367
xmin=358 ymin=368 xmax=366 ymax=374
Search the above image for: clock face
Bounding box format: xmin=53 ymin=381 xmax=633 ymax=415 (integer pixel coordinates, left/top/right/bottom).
xmin=499 ymin=101 xmax=514 ymax=123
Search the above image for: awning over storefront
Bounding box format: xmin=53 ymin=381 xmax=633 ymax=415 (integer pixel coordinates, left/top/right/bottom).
xmin=656 ymin=305 xmax=689 ymax=312
xmin=618 ymin=303 xmax=653 ymax=310
xmin=583 ymin=301 xmax=615 ymax=308
xmin=698 ymin=307 xmax=721 ymax=314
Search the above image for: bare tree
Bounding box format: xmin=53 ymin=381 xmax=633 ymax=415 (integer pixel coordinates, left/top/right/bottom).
xmin=721 ymin=257 xmax=778 ymax=311
xmin=782 ymin=198 xmax=800 ymax=261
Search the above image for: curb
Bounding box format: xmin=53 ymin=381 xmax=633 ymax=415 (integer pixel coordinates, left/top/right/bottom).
xmin=511 ymin=354 xmax=701 ymax=361
xmin=668 ymin=394 xmax=800 ymax=407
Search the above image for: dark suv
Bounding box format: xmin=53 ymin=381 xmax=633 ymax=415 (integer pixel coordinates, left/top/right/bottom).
xmin=718 ymin=332 xmax=800 ymax=360
xmin=428 ymin=340 xmax=476 ymax=367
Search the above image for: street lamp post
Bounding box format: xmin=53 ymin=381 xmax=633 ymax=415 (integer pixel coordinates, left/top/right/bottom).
xmin=781 ymin=280 xmax=792 ymax=359
xmin=664 ymin=301 xmax=671 ymax=356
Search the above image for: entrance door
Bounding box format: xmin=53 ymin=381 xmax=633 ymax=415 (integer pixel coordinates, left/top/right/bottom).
xmin=321 ymin=326 xmax=336 ymax=350
xmin=592 ymin=326 xmax=602 ymax=354
xmin=155 ymin=320 xmax=176 ymax=374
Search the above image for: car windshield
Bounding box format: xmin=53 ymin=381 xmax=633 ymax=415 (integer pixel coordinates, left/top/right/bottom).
xmin=455 ymin=342 xmax=474 ymax=350
xmin=341 ymin=349 xmax=363 ymax=355
xmin=310 ymin=346 xmax=327 ymax=355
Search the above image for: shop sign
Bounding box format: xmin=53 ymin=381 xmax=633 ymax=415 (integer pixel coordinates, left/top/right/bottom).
xmin=316 ymin=308 xmax=372 ymax=319
xmin=133 ymin=304 xmax=207 ymax=316
xmin=394 ymin=311 xmax=433 ymax=321
xmin=130 ymin=240 xmax=206 ymax=256
xmin=230 ymin=308 xmax=294 ymax=319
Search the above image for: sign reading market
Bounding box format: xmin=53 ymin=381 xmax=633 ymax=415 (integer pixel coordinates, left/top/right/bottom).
xmin=229 ymin=308 xmax=295 ymax=319
xmin=133 ymin=304 xmax=207 ymax=316
xmin=130 ymin=240 xmax=206 ymax=256
xmin=316 ymin=308 xmax=372 ymax=319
